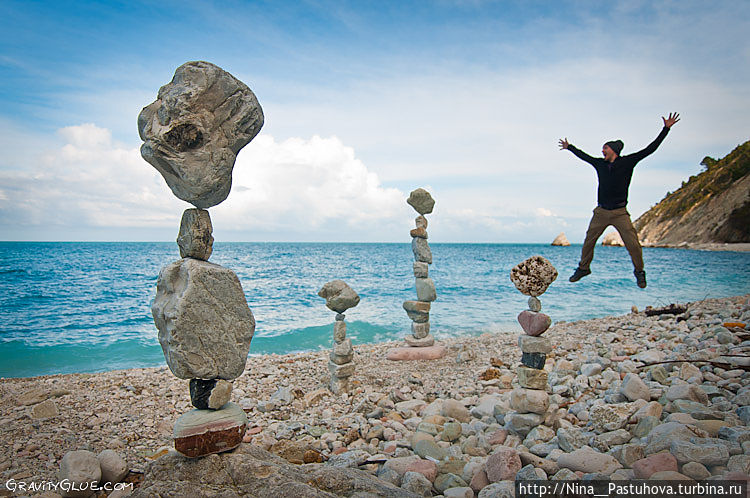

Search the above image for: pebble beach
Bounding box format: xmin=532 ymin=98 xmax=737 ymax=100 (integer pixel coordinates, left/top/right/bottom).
xmin=3 ymin=293 xmax=750 ymax=496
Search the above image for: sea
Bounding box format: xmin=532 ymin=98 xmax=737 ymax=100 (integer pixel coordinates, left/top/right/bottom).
xmin=1 ymin=241 xmax=749 ymax=378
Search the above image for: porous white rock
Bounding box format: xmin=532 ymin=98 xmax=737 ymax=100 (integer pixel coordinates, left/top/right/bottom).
xmin=510 ymin=256 xmax=558 ymax=297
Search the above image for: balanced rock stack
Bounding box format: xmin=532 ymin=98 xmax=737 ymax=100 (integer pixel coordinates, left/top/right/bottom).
xmin=139 ymin=61 xmax=263 ymax=458
xmin=318 ymin=280 xmax=360 ymax=394
xmin=506 ymin=256 xmax=558 ymax=436
xmin=387 ymin=188 xmax=446 ymax=361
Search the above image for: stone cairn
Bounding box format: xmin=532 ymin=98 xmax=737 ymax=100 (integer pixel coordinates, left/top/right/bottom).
xmin=139 ymin=61 xmax=264 ymax=458
xmin=318 ymin=280 xmax=360 ymax=394
xmin=387 ymin=188 xmax=446 ymax=360
xmin=506 ymin=256 xmax=558 ymax=437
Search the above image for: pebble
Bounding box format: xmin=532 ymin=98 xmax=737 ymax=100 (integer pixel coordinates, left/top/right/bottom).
xmin=4 ymin=293 xmax=750 ymax=496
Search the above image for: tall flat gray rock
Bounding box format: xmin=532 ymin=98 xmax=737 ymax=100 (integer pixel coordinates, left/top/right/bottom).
xmin=177 ymin=208 xmax=214 ymax=260
xmin=152 ymin=258 xmax=255 ymax=380
xmin=138 ymin=61 xmax=264 ymax=208
xmin=318 ymin=280 xmax=360 ymax=313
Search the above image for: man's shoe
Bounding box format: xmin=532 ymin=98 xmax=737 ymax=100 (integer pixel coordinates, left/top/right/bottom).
xmin=569 ymin=267 xmax=592 ymax=282
xmin=634 ymin=270 xmax=647 ymax=288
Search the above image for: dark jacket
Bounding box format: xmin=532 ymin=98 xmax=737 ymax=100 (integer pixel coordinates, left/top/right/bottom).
xmin=568 ymin=126 xmax=670 ymax=209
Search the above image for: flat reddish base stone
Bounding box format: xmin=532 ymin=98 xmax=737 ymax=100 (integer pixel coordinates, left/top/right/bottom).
xmin=175 ymin=423 xmax=246 ymax=458
xmin=386 ymin=345 xmax=446 ymax=361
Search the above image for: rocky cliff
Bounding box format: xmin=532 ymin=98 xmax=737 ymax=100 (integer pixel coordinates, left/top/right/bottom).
xmin=635 ymin=139 xmax=750 ymax=246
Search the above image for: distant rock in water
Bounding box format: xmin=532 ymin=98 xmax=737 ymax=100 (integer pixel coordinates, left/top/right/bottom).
xmin=551 ymin=232 xmax=570 ymax=246
xmin=635 ymin=139 xmax=750 ymax=246
xmin=602 ymin=230 xmax=624 ymax=246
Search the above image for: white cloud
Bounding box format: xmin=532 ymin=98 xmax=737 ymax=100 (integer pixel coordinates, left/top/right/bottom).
xmin=0 ymin=124 xmax=411 ymax=241
xmin=213 ymin=134 xmax=407 ymax=238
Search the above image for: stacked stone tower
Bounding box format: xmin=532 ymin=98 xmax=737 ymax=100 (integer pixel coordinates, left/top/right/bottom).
xmin=505 ymin=256 xmax=558 ymax=437
xmin=403 ymin=188 xmax=437 ymax=347
xmin=318 ymin=280 xmax=360 ymax=394
xmin=139 ymin=61 xmax=263 ymax=458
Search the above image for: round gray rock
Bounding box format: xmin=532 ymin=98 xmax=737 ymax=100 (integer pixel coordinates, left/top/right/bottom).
xmin=98 ymin=449 xmax=128 ymax=484
xmin=407 ymin=188 xmax=435 ymax=215
xmin=318 ymin=280 xmax=360 ymax=313
xmin=138 ymin=61 xmax=264 ymax=208
xmin=59 ymin=450 xmax=102 ymax=498
xmin=152 ymin=258 xmax=255 ymax=380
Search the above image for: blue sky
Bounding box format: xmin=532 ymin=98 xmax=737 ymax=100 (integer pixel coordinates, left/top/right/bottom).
xmin=1 ymin=0 xmax=748 ymax=242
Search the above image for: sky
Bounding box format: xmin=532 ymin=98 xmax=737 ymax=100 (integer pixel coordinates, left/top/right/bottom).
xmin=1 ymin=0 xmax=748 ymax=243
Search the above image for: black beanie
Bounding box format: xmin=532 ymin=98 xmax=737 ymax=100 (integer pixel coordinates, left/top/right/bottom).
xmin=605 ymin=140 xmax=624 ymax=155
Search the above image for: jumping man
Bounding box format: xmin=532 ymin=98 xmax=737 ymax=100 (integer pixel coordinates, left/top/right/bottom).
xmin=559 ymin=112 xmax=680 ymax=288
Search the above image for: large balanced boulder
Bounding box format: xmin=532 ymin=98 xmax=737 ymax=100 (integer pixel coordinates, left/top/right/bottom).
xmin=138 ymin=61 xmax=264 ymax=208
xmin=152 ymin=258 xmax=255 ymax=379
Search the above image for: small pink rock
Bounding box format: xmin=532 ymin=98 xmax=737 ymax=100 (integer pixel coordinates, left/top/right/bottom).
xmin=487 ymin=429 xmax=508 ymax=445
xmin=386 ymin=345 xmax=447 ymax=361
xmin=470 ymin=468 xmax=490 ymax=492
xmin=632 ymin=452 xmax=678 ymax=479
xmin=517 ymin=311 xmax=552 ymax=336
xmin=406 ymin=459 xmax=438 ymax=482
xmin=485 ymin=447 xmax=521 ymax=482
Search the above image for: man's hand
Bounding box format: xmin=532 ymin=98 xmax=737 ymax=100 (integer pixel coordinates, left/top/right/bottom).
xmin=559 ymin=138 xmax=570 ymax=150
xmin=662 ymin=112 xmax=680 ymax=128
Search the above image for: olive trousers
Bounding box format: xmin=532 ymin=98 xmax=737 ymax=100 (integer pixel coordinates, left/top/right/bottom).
xmin=578 ymin=206 xmax=644 ymax=272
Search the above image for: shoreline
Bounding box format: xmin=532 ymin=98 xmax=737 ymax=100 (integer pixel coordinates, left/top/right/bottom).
xmin=641 ymin=242 xmax=750 ymax=252
xmin=2 ymin=293 xmax=750 ymax=495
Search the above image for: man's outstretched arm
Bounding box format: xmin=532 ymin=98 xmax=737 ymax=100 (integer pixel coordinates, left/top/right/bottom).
xmin=559 ymin=137 xmax=597 ymax=166
xmin=630 ymin=112 xmax=680 ymax=162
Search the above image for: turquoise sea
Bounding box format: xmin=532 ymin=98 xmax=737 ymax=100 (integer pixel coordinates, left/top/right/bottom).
xmin=1 ymin=242 xmax=749 ymax=378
